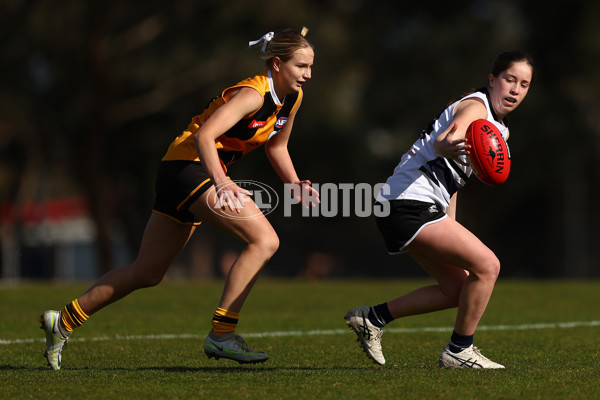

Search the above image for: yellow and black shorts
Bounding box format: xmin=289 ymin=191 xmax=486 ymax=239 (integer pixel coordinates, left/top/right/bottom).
xmin=152 ymin=160 xmax=214 ymax=225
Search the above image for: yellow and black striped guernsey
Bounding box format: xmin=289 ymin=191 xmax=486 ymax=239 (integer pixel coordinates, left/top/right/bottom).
xmin=162 ymin=70 xmax=302 ymax=172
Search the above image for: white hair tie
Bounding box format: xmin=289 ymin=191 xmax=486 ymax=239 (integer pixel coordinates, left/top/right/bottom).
xmin=248 ymin=31 xmax=274 ymax=53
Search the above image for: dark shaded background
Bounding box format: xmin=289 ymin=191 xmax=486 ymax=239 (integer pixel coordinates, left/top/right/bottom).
xmin=1 ymin=0 xmax=599 ymax=280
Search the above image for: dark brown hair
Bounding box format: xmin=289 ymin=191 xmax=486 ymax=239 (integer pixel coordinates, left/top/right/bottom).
xmin=491 ymin=50 xmax=535 ymax=83
xmin=446 ymin=50 xmax=535 ymax=106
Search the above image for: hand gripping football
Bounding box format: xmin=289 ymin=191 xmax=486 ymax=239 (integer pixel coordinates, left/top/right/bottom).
xmin=466 ymin=119 xmax=511 ymax=186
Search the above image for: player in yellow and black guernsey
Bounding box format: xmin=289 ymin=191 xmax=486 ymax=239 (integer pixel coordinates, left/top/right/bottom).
xmin=162 ymin=71 xmax=301 ymax=173
xmin=40 ymin=28 xmax=319 ymax=370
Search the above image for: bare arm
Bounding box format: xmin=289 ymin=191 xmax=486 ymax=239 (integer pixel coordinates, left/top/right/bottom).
xmin=265 ymin=97 xmax=320 ymax=208
xmin=433 ymin=98 xmax=488 ymax=163
xmin=193 ymin=87 xmax=263 ymax=211
xmin=265 ymin=97 xmax=301 ymax=183
xmin=437 ymin=99 xmax=486 ymax=219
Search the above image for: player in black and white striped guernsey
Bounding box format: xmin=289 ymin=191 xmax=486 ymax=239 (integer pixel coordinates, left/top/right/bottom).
xmin=345 ymin=51 xmax=534 ymax=369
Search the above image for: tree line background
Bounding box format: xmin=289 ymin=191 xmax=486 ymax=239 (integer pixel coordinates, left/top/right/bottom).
xmin=1 ymin=0 xmax=599 ymax=280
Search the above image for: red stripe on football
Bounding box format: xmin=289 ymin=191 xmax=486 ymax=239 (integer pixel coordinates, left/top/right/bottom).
xmin=466 ymin=119 xmax=511 ymax=186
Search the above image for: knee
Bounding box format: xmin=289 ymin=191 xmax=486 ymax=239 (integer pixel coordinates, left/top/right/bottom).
xmin=262 ymin=233 xmax=280 ymax=258
xmin=488 ymin=255 xmax=501 ymax=280
xmin=139 ymin=274 xmax=164 ymax=288
xmin=251 ymin=233 xmax=280 ymax=260
xmin=130 ymin=262 xmax=167 ymax=289
xmin=474 ymin=255 xmax=501 ymax=282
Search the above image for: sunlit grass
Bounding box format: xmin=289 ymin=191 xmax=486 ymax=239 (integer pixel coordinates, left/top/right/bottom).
xmin=1 ymin=279 xmax=598 ymax=399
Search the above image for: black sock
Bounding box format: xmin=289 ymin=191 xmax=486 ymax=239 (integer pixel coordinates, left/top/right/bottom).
xmin=368 ymin=303 xmax=394 ymax=328
xmin=449 ymin=330 xmax=473 ymax=353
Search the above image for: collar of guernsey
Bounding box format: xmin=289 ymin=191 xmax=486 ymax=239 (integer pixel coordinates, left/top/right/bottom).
xmin=161 ymin=70 xmax=303 ymax=171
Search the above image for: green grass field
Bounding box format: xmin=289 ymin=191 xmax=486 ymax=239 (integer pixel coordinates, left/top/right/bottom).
xmin=1 ymin=279 xmax=599 ymax=399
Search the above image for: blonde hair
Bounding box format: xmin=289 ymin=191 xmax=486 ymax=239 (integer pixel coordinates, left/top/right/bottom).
xmin=256 ymin=27 xmax=312 ymax=68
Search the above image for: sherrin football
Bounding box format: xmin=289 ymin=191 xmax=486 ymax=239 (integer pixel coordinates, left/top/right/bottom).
xmin=465 ymin=119 xmax=511 ymax=186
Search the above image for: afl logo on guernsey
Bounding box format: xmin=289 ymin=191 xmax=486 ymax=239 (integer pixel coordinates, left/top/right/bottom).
xmin=275 ymin=117 xmax=288 ymax=129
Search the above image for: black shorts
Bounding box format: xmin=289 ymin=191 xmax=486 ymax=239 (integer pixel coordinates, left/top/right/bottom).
xmin=375 ymin=199 xmax=447 ymax=254
xmin=152 ymin=160 xmax=215 ymax=225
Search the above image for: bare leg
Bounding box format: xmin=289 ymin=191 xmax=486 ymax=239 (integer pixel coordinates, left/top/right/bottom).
xmin=79 ymin=185 xmax=279 ymax=317
xmin=386 ymin=253 xmax=468 ymax=318
xmin=389 ymin=217 xmax=500 ymax=335
xmin=77 ymin=213 xmax=195 ymax=315
xmin=189 ymin=186 xmax=279 ymax=313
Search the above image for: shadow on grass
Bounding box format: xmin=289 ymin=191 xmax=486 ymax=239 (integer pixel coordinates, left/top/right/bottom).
xmin=140 ymin=365 xmax=375 ymax=373
xmin=0 ymin=364 xmax=53 ymax=371
xmin=0 ymin=364 xmax=375 ymax=373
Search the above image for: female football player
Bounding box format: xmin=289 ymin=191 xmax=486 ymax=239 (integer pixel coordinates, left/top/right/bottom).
xmin=345 ymin=51 xmax=534 ymax=369
xmin=41 ymin=28 xmax=319 ymax=370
